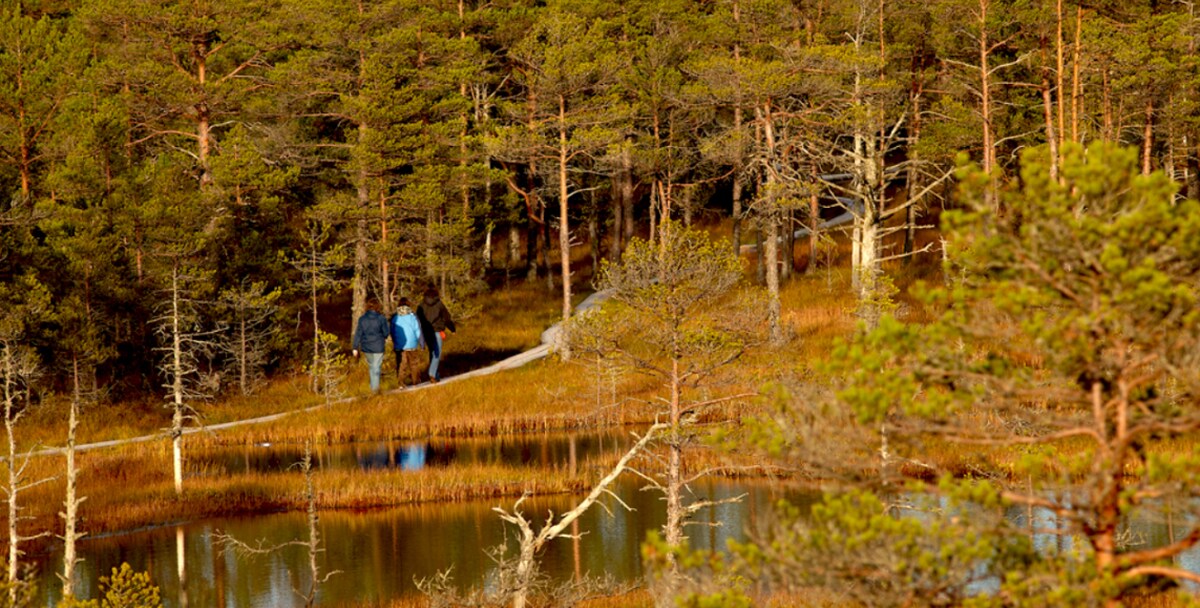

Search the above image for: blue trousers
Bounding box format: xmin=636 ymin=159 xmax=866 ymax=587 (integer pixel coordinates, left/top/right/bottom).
xmin=364 ymin=352 xmax=384 ymax=392
xmin=428 ymin=332 xmax=443 ymax=381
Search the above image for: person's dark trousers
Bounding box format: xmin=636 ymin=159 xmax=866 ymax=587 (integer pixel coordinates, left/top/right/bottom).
xmin=428 ymin=332 xmax=443 ymax=381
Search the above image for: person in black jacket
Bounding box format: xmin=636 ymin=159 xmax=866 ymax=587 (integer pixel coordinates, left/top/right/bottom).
xmin=352 ymin=298 xmax=391 ymax=393
xmin=416 ymin=286 xmax=456 ymax=383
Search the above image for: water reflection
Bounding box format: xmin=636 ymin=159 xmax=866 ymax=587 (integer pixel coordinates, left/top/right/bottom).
xmin=33 ymin=478 xmax=1200 ymax=607
xmin=194 ymin=429 xmax=633 ymax=476
xmin=176 ymin=526 xmax=188 ymax=608
xmin=35 ymin=429 xmax=1200 ymax=606
xmin=38 ymin=477 xmax=808 ymax=608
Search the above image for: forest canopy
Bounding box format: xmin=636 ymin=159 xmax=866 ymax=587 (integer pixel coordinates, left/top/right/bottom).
xmin=3 ymin=0 xmax=1199 ymax=399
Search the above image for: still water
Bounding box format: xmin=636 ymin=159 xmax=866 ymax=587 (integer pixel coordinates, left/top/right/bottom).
xmin=192 ymin=428 xmax=634 ymax=476
xmin=31 ymin=429 xmax=1200 ymax=606
xmin=40 ymin=477 xmax=808 ymax=607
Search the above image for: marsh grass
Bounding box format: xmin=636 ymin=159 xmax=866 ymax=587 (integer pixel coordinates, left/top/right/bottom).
xmin=340 ymin=589 xmax=1190 ymax=608
xmin=13 ymin=223 xmax=1171 ymax=560
xmin=5 ymin=418 xmax=792 ymax=555
xmin=344 ymin=589 xmax=848 ymax=607
xmin=13 ymin=280 xmax=567 ymax=453
xmin=0 ymin=235 xmax=1011 ymax=546
xmin=10 ymin=440 xmax=600 ymax=555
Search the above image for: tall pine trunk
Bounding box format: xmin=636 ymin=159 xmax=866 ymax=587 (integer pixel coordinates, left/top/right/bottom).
xmin=761 ymin=103 xmax=784 ymax=344
xmin=765 ymin=216 xmax=782 ymax=344
xmin=352 ymin=123 xmax=370 ymax=338
xmin=195 ymin=51 xmax=211 ymax=188
xmin=379 ymin=189 xmax=391 ymax=312
xmin=610 ymin=178 xmax=624 ymax=260
xmin=558 ymin=95 xmax=573 ymax=359
xmin=808 ymin=164 xmax=820 ymax=273
xmin=1041 ymin=36 xmax=1060 ymax=182
xmin=904 ymin=48 xmax=924 ymax=261
xmin=619 ymin=144 xmax=635 ymax=259
xmin=1071 ymin=5 xmax=1083 ymax=144
xmin=1143 ymin=99 xmax=1155 ymax=176
xmin=978 ymin=0 xmax=997 ymax=208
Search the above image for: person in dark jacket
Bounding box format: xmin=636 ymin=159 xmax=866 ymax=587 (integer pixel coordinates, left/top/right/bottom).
xmin=389 ymin=298 xmax=424 ymax=388
xmin=416 ymin=286 xmax=456 ymax=383
xmin=352 ymin=298 xmax=391 ymax=393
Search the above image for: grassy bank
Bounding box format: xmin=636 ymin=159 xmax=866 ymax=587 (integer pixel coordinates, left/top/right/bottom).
xmin=349 ymin=589 xmax=857 ymax=607
xmin=1 ymin=260 xmax=925 ymax=547
xmin=17 ymin=279 xmax=569 ymax=451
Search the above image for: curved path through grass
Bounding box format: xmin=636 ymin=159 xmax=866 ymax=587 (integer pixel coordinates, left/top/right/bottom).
xmin=30 ymin=208 xmax=860 ymax=459
xmin=23 ymin=289 xmax=616 ymax=458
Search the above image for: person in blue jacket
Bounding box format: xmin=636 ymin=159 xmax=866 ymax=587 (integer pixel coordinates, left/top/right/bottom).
xmin=352 ymin=298 xmax=391 ymax=393
xmin=389 ymin=298 xmax=424 ymax=388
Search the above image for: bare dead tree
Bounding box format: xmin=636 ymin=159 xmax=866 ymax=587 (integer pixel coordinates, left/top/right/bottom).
xmin=216 ymin=440 xmax=339 ymax=608
xmin=495 ymin=423 xmax=664 ymax=608
xmin=290 ymin=219 xmax=346 ymax=395
xmin=0 ymin=340 xmax=51 ymax=605
xmin=154 ymin=261 xmax=219 ymax=495
xmin=217 ymin=280 xmax=280 ymax=396
xmin=54 ymin=290 xmax=113 ymax=601
xmin=568 ymin=223 xmax=765 ymax=607
xmin=59 ymin=352 xmax=95 ymax=601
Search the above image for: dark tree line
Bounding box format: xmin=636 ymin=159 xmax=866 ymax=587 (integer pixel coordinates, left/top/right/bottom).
xmin=3 ymin=0 xmax=1200 ymax=400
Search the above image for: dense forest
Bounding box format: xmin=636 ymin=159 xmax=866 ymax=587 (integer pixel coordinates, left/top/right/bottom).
xmin=1 ymin=0 xmax=1197 ymax=402
xmin=8 ymin=1 xmax=1200 ymax=606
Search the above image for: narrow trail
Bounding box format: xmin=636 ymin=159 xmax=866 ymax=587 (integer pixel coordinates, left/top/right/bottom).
xmin=34 ymin=209 xmax=857 ymax=460
xmin=24 ymin=290 xmax=616 ymax=459
xmin=738 ymin=205 xmax=858 ymax=254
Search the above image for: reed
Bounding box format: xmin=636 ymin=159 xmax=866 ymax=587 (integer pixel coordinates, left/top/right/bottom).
xmin=9 ymin=280 xmax=566 ymax=453
xmin=4 ymin=420 xmax=806 ymax=557
xmin=13 ymin=225 xmax=927 ymax=457
xmin=341 ymin=589 xmax=853 ymax=607
xmin=6 ymin=444 xmax=600 ymax=554
xmin=13 ymin=227 xmax=1172 ymax=553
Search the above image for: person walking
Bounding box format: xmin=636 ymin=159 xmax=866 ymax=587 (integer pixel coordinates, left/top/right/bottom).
xmin=389 ymin=298 xmax=424 ymax=388
xmin=352 ymin=298 xmax=390 ymax=393
xmin=416 ymin=286 xmax=456 ymax=383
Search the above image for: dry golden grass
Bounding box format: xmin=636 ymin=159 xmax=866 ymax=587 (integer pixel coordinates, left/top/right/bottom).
xmin=206 ymin=361 xmax=650 ymax=448
xmin=1126 ymin=594 xmax=1189 ymax=608
xmin=345 ymin=589 xmax=1190 ymax=608
xmin=574 ymin=591 xmax=654 ymax=608
xmin=0 ymin=229 xmax=962 ymax=545
xmin=13 ymin=280 xmax=567 ymax=452
xmin=344 ymin=589 xmax=857 ymax=608
xmin=2 ymin=223 xmax=1056 ymax=553
xmin=10 ymin=437 xmax=600 ymax=555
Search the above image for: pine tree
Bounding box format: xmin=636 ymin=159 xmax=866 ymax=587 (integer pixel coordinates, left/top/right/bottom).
xmin=808 ymin=145 xmax=1200 ymax=604
xmin=79 ymin=0 xmax=287 ymax=186
xmin=490 ymin=3 xmax=625 ymax=356
xmin=0 ymin=3 xmax=86 ymax=202
xmin=569 ymin=223 xmax=763 ymax=607
xmin=205 ymin=123 xmax=298 ymax=291
xmin=275 ymin=0 xmax=481 ymax=328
